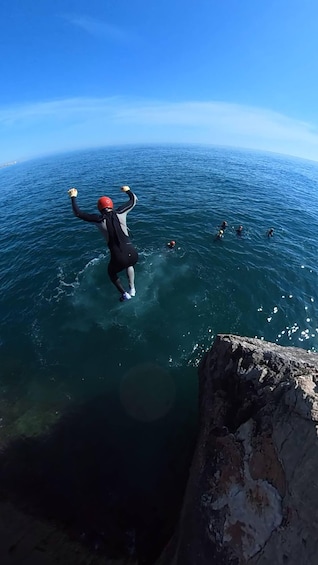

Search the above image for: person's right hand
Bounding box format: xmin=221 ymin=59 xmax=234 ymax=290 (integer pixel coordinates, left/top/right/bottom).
xmin=68 ymin=188 xmax=78 ymax=198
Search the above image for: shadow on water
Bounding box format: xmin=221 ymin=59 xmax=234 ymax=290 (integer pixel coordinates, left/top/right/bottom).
xmin=0 ymin=367 xmax=198 ymax=565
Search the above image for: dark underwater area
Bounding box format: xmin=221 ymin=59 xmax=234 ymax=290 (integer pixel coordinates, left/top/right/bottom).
xmin=0 ymin=388 xmax=196 ymax=564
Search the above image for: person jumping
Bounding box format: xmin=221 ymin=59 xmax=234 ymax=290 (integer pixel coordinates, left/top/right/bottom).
xmin=68 ymin=185 xmax=138 ymax=302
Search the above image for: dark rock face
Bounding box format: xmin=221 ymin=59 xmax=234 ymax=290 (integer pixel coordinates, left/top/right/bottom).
xmin=156 ymin=335 xmax=318 ymax=565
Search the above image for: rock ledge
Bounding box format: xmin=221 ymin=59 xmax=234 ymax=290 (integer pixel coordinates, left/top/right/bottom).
xmin=156 ymin=335 xmax=318 ymax=565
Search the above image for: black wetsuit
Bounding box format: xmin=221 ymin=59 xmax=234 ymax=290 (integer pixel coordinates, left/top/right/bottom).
xmin=71 ymin=190 xmax=138 ymax=283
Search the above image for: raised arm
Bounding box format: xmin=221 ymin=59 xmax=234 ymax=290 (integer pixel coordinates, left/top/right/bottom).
xmin=68 ymin=188 xmax=101 ymax=223
xmin=116 ymin=185 xmax=138 ymax=214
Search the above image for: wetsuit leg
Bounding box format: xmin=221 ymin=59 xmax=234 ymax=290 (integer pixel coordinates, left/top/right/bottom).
xmin=108 ymin=244 xmax=138 ymax=296
xmin=127 ymin=265 xmax=135 ymax=289
xmin=108 ymin=262 xmax=126 ymax=294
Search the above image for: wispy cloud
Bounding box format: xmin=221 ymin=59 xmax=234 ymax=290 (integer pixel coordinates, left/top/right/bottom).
xmin=1 ymin=97 xmax=318 ymax=162
xmin=64 ymin=14 xmax=131 ymax=42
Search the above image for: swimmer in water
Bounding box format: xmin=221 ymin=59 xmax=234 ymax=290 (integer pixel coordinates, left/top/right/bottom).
xmin=236 ymin=225 xmax=243 ymax=236
xmin=220 ymin=220 xmax=228 ymax=230
xmin=267 ymin=228 xmax=274 ymax=237
xmin=167 ymin=240 xmax=176 ymax=249
xmin=215 ymin=229 xmax=224 ymax=240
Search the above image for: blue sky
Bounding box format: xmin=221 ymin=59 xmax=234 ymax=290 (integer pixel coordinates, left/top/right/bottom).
xmin=1 ymin=0 xmax=318 ymax=162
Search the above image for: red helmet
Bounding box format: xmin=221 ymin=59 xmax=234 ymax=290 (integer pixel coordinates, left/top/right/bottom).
xmin=97 ymin=196 xmax=113 ymax=211
xmin=167 ymin=240 xmax=176 ymax=248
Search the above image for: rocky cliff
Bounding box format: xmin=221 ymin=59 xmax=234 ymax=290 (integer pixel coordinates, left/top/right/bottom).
xmin=156 ymin=334 xmax=318 ymax=565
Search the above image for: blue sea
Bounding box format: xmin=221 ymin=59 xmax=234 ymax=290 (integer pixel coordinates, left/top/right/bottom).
xmin=1 ymin=144 xmax=318 ymax=562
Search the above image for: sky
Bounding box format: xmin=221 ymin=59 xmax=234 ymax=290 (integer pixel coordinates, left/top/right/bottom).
xmin=1 ymin=0 xmax=318 ymax=163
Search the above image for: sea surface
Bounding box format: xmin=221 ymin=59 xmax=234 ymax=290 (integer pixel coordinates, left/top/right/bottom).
xmin=1 ymin=144 xmax=318 ymax=561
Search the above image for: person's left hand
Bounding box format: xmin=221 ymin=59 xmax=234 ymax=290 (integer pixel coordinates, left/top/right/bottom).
xmin=68 ymin=188 xmax=78 ymax=198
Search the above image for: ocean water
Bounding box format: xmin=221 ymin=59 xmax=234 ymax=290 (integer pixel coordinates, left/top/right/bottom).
xmin=1 ymin=144 xmax=318 ymax=561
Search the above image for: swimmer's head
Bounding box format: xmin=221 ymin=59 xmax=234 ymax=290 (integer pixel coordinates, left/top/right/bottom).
xmin=97 ymin=196 xmax=113 ymax=211
xmin=167 ymin=240 xmax=176 ymax=248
